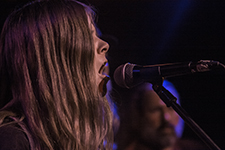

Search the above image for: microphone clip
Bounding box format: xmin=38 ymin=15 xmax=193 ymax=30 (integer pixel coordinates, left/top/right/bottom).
xmin=152 ymin=80 xmax=177 ymax=107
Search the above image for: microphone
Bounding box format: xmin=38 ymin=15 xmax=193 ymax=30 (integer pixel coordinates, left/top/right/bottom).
xmin=113 ymin=60 xmax=221 ymax=88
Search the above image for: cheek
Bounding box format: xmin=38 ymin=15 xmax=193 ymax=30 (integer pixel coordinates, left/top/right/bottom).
xmin=93 ymin=57 xmax=100 ymax=79
xmin=144 ymin=113 xmax=162 ymax=128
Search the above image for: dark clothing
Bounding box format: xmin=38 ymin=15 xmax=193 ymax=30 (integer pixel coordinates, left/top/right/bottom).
xmin=0 ymin=124 xmax=30 ymax=150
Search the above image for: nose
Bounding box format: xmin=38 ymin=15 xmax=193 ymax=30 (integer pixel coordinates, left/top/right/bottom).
xmin=162 ymin=108 xmax=172 ymax=121
xmin=164 ymin=112 xmax=171 ymax=121
xmin=98 ymin=38 xmax=109 ymax=54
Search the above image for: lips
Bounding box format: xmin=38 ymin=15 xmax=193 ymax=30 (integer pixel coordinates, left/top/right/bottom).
xmin=99 ymin=62 xmax=107 ymax=75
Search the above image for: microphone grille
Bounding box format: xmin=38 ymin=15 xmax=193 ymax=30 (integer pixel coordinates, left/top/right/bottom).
xmin=113 ymin=63 xmax=136 ymax=88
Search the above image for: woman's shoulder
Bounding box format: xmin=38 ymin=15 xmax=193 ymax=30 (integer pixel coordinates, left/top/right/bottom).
xmin=0 ymin=123 xmax=30 ymax=150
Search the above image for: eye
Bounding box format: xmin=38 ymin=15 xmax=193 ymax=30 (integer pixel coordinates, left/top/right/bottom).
xmin=148 ymin=107 xmax=161 ymax=113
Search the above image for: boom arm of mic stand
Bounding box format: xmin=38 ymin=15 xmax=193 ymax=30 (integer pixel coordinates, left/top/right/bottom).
xmin=152 ymin=83 xmax=221 ymax=150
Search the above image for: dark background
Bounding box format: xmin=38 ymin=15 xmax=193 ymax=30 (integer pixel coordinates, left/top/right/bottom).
xmin=1 ymin=0 xmax=225 ymax=149
xmin=92 ymin=1 xmax=225 ymax=149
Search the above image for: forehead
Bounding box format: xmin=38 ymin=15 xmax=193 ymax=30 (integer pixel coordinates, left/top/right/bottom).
xmin=142 ymin=89 xmax=166 ymax=107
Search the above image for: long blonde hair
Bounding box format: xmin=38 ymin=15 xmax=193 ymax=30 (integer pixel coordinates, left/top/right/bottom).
xmin=0 ymin=0 xmax=113 ymax=149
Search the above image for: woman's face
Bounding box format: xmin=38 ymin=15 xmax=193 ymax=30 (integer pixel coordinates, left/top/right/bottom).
xmin=90 ymin=23 xmax=109 ymax=95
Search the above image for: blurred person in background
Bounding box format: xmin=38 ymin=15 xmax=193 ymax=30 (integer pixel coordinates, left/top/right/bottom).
xmin=113 ymin=80 xmax=207 ymax=150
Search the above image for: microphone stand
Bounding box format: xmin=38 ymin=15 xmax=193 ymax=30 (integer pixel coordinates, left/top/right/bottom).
xmin=152 ymin=79 xmax=221 ymax=150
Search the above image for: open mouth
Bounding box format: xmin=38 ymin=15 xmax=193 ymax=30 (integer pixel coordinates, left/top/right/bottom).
xmin=98 ymin=62 xmax=110 ymax=97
